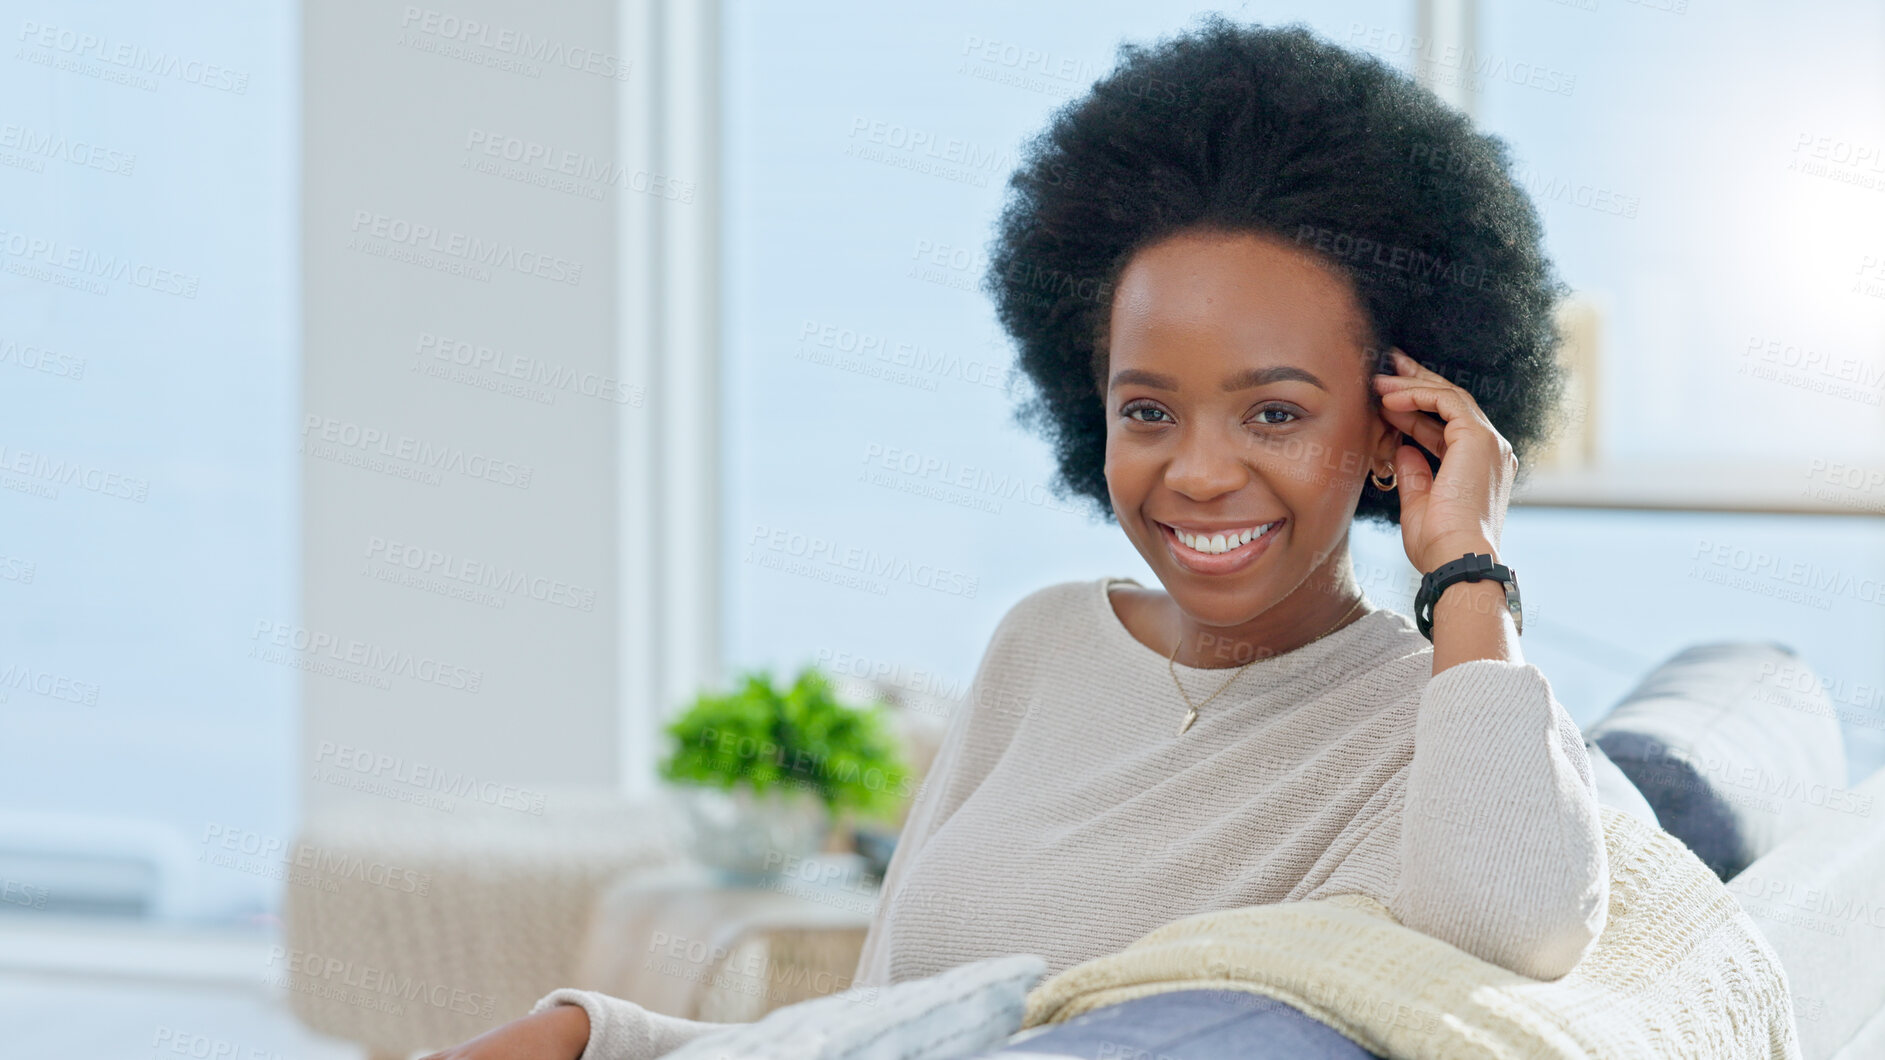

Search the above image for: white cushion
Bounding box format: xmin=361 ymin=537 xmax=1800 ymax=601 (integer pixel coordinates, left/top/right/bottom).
xmin=662 ymin=953 xmax=1046 ymax=1060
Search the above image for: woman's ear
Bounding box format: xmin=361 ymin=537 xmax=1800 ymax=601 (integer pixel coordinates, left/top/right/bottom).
xmin=1368 ymin=407 xmax=1403 ymax=476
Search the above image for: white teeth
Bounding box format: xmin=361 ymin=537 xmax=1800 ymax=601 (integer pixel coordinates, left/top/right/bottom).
xmin=1173 ymin=522 xmax=1275 ymax=555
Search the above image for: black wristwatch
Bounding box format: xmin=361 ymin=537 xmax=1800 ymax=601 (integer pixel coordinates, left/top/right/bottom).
xmin=1414 ymin=552 xmax=1522 ymax=641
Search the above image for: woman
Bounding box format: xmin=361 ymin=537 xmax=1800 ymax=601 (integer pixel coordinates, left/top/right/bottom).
xmin=430 ymin=16 xmax=1611 ymax=1059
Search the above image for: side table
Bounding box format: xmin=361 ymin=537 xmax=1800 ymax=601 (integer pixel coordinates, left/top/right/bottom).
xmin=572 ymin=854 xmax=880 ymax=1023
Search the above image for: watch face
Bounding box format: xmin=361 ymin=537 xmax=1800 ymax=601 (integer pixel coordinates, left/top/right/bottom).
xmin=1506 ymin=574 xmax=1523 ymax=634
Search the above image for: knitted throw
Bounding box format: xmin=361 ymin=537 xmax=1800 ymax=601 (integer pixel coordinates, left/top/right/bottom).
xmin=1022 ymin=809 xmax=1800 ymax=1059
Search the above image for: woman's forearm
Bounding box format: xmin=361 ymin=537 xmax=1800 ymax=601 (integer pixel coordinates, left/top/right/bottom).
xmin=1395 ymin=653 xmax=1609 ymax=979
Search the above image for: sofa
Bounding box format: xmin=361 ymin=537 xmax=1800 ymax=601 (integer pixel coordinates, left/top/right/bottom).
xmin=280 ymin=642 xmax=1885 ymax=1059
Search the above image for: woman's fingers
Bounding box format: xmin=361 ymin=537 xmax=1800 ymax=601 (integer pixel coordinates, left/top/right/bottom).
xmin=1379 ymin=405 xmax=1447 ymax=457
xmin=1377 ymin=384 xmax=1488 ymax=433
xmin=1385 ymin=347 xmax=1452 ymax=385
xmin=1395 ymin=442 xmax=1434 ymax=496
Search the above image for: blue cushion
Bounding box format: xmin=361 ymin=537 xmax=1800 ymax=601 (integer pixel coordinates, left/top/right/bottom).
xmin=971 ymin=989 xmax=1382 ymax=1059
xmin=1590 ymin=641 xmax=1845 ymax=881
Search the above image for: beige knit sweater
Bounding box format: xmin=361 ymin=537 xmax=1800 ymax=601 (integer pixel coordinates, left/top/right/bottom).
xmin=540 ymin=575 xmax=1610 ymax=1058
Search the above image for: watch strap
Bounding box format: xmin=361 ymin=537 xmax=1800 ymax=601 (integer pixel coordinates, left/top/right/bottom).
xmin=1414 ymin=552 xmax=1521 ymax=640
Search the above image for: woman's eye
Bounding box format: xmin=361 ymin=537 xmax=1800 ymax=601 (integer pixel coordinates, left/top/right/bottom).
xmin=1253 ymin=407 xmax=1298 ymax=425
xmin=1123 ymin=404 xmax=1170 ymax=423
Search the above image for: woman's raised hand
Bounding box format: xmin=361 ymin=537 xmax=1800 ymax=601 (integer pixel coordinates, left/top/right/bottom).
xmin=1371 ymin=347 xmax=1517 ymax=572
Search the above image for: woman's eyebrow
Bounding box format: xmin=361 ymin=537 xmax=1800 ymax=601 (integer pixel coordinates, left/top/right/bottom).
xmin=1109 ymin=365 xmax=1328 ymax=392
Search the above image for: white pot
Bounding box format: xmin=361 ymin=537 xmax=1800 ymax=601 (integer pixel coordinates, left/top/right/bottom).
xmin=669 ymin=783 xmax=832 ymax=880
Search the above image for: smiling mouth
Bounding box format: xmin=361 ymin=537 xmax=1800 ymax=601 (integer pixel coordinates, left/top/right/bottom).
xmin=1159 ymin=520 xmax=1284 ymax=556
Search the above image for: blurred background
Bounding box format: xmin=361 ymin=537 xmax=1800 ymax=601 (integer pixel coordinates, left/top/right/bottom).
xmin=2 ymin=0 xmax=1882 ymax=1055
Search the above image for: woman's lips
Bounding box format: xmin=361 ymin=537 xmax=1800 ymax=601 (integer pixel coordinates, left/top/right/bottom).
xmin=1157 ymin=519 xmax=1285 ymax=575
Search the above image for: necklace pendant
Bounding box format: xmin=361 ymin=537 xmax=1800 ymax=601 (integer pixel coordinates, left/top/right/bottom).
xmin=1177 ymin=707 xmax=1197 ymax=736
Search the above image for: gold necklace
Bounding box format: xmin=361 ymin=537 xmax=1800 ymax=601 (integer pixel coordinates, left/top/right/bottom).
xmin=1167 ymin=594 xmax=1368 ymax=736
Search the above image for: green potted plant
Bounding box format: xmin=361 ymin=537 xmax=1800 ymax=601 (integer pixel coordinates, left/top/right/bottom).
xmin=658 ymin=666 xmax=913 ymax=879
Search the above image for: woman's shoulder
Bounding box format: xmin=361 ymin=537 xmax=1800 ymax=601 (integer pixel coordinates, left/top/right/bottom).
xmin=976 ymin=577 xmax=1104 ymax=652
xmin=1003 ymin=576 xmax=1107 ymax=620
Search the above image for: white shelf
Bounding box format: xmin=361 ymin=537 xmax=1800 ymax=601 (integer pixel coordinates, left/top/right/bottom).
xmin=0 ymin=914 xmax=272 ymax=987
xmin=1511 ymin=461 xmax=1885 ymax=516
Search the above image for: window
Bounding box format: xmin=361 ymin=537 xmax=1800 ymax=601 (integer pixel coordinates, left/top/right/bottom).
xmin=0 ymin=6 xmax=296 ymax=924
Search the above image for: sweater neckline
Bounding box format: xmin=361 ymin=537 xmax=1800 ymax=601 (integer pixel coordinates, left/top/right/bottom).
xmin=1096 ymin=575 xmax=1400 ymax=680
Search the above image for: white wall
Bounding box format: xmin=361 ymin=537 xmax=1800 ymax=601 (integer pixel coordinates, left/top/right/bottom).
xmin=300 ymin=0 xmax=628 ymax=812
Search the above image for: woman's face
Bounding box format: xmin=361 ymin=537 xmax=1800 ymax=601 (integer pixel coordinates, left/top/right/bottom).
xmin=1103 ymin=228 xmax=1398 ymax=630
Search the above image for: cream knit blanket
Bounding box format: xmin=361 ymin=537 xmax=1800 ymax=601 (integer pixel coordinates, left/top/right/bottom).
xmin=1022 ymin=809 xmax=1800 ymax=1059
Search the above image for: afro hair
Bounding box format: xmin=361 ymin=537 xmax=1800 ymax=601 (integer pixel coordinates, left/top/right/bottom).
xmin=984 ymin=15 xmax=1568 ymax=526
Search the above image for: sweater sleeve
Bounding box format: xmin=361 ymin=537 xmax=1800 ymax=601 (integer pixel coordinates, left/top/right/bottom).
xmin=1390 ymin=657 xmax=1609 ymax=980
xmin=528 ymin=988 xmax=729 ymax=1060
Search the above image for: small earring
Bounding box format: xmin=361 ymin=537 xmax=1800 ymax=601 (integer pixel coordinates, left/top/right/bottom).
xmin=1369 ymin=466 xmax=1397 ymax=492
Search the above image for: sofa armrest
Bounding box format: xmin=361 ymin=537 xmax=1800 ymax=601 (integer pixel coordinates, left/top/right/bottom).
xmin=279 ymin=788 xmax=682 ymax=1057
xmin=1730 ymin=766 xmax=1885 ymax=1060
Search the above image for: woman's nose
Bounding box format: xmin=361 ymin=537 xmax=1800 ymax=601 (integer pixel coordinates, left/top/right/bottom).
xmin=1162 ymin=424 xmax=1250 ymax=501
